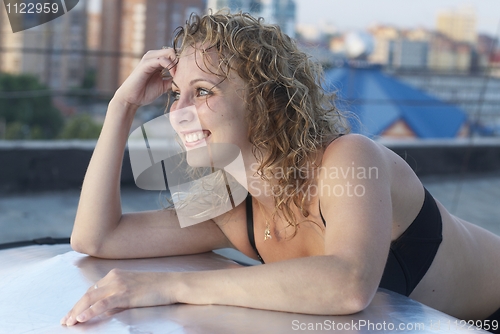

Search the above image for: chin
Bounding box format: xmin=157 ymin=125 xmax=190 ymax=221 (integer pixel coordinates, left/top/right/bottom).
xmin=186 ymin=149 xmax=212 ymax=167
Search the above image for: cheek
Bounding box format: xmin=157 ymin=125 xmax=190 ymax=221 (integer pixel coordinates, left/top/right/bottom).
xmin=167 ymin=113 xmax=177 ymax=131
xmin=202 ymin=97 xmax=246 ymax=124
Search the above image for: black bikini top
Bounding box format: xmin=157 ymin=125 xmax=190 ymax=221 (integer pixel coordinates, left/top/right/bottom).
xmin=245 ymin=187 xmax=443 ymax=296
xmin=246 ymin=194 xmax=264 ymax=264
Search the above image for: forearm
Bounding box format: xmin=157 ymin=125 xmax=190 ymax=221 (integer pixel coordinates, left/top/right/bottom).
xmin=173 ymin=255 xmax=375 ymax=315
xmin=71 ymin=99 xmax=138 ymax=254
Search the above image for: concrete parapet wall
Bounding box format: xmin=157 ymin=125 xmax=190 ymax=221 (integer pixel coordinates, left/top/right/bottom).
xmin=0 ymin=141 xmax=134 ymax=192
xmin=1 ymin=139 xmax=500 ymax=192
xmin=379 ymin=138 xmax=500 ymax=176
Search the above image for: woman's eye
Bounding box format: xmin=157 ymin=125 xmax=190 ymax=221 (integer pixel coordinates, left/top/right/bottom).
xmin=197 ymin=88 xmax=211 ymax=97
xmin=170 ymin=91 xmax=180 ymax=100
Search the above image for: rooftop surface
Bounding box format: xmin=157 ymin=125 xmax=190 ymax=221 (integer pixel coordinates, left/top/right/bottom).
xmin=1 ymin=173 xmax=499 ymax=246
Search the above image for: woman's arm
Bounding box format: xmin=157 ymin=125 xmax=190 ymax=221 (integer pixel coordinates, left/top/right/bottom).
xmin=176 ymin=255 xmax=369 ymax=314
xmin=62 ymin=254 xmax=366 ymax=327
xmin=70 ymin=99 xmax=136 ymax=255
xmin=62 ymin=135 xmax=394 ymax=325
xmin=70 ymin=49 xmax=231 ymax=259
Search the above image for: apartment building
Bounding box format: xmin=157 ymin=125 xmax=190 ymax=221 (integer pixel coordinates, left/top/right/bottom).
xmin=206 ymin=0 xmax=296 ymax=38
xmin=436 ymin=7 xmax=476 ymax=44
xmin=0 ymin=1 xmax=88 ymax=90
xmin=97 ymin=0 xmax=206 ymax=93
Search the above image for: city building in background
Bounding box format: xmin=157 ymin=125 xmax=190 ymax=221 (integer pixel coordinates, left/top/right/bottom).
xmin=207 ymin=0 xmax=296 ymax=38
xmin=0 ymin=0 xmax=88 ymax=91
xmin=97 ymin=0 xmax=206 ymax=93
xmin=328 ymin=7 xmax=498 ymax=76
xmin=86 ymin=5 xmax=101 ymax=70
xmin=390 ymin=39 xmax=428 ymax=69
xmin=0 ymin=7 xmax=23 ymax=74
xmin=368 ymin=26 xmax=399 ymax=66
xmin=436 ymin=6 xmax=477 ymax=44
xmin=368 ymin=27 xmax=431 ymax=70
xmin=427 ymin=33 xmax=472 ymax=73
xmin=367 ymin=25 xmax=477 ymax=74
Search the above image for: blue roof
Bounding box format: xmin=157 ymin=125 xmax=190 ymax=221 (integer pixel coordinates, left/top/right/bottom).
xmin=323 ymin=66 xmax=468 ymax=138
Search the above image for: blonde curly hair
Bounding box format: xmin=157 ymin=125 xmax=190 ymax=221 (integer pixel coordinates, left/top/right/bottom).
xmin=171 ymin=9 xmax=350 ymax=235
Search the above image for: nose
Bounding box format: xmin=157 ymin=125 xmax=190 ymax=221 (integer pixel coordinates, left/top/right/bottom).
xmin=169 ymin=105 xmax=198 ymax=127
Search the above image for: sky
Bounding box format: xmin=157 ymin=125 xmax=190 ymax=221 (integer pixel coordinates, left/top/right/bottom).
xmin=294 ymin=0 xmax=500 ymax=36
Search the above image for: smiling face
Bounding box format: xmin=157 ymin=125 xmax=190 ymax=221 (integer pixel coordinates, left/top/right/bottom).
xmin=168 ymin=47 xmax=251 ymax=167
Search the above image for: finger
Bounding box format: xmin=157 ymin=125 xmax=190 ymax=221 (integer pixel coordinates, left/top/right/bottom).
xmin=74 ymin=294 xmax=120 ymax=324
xmin=159 ymin=56 xmax=177 ymax=78
xmin=142 ymin=48 xmax=177 ymax=64
xmin=141 ymin=49 xmax=178 ymax=77
xmin=62 ymin=285 xmax=104 ymax=326
xmin=60 ymin=314 xmax=69 ymax=325
xmin=134 ymin=56 xmax=177 ymax=80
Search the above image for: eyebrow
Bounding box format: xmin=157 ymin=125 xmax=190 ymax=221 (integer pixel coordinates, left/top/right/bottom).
xmin=171 ymin=78 xmax=220 ymax=89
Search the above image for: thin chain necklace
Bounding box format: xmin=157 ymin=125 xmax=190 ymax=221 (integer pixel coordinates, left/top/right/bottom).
xmin=257 ymin=202 xmax=272 ymax=241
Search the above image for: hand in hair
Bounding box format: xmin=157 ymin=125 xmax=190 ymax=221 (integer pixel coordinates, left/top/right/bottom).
xmin=112 ymin=48 xmax=177 ymax=108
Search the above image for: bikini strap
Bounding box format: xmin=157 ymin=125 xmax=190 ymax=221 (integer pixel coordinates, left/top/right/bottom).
xmin=246 ymin=193 xmax=264 ymax=264
xmin=319 ymin=201 xmax=327 ymax=226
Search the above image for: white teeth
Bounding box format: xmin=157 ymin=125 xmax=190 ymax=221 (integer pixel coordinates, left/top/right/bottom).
xmin=185 ymin=131 xmax=208 ymax=143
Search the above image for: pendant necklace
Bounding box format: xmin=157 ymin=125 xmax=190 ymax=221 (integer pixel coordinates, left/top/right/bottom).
xmin=257 ymin=202 xmax=272 ymax=241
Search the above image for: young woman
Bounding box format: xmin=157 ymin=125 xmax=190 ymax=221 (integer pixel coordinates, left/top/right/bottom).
xmin=61 ymin=11 xmax=500 ymax=330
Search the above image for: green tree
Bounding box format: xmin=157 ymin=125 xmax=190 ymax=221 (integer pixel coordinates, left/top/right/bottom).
xmin=82 ymin=68 xmax=96 ymax=90
xmin=0 ymin=72 xmax=64 ymax=139
xmin=70 ymin=68 xmax=97 ymax=104
xmin=5 ymin=122 xmax=27 ymax=139
xmin=59 ymin=114 xmax=102 ymax=139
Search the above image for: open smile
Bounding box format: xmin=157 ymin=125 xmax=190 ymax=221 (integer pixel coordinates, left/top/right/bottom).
xmin=183 ymin=130 xmax=211 ymax=147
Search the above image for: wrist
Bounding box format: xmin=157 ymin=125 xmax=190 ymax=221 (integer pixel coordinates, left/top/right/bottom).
xmin=171 ymin=271 xmax=214 ymax=306
xmin=169 ymin=272 xmax=190 ymax=305
xmin=109 ymin=98 xmax=140 ymax=115
xmin=105 ymin=99 xmax=140 ymax=128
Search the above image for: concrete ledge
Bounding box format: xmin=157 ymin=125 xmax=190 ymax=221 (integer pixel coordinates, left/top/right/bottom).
xmin=1 ymin=139 xmax=500 ymax=192
xmin=0 ymin=141 xmax=134 ymax=192
xmin=379 ymin=138 xmax=500 ymax=176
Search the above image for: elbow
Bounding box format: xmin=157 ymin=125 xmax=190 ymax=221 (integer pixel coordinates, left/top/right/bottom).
xmin=70 ymin=234 xmax=102 ymax=257
xmin=343 ymin=273 xmax=377 ymax=314
xmin=318 ymin=282 xmax=374 ymax=315
xmin=329 ymin=287 xmax=373 ymax=316
xmin=345 ymin=288 xmax=373 ymax=314
xmin=323 ymin=266 xmax=377 ymax=315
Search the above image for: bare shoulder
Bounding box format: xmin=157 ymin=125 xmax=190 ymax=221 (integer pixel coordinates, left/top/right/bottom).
xmin=321 ymin=134 xmax=390 ymax=177
xmin=321 ymin=134 xmax=420 ymax=186
xmin=317 ymin=133 xmax=393 ymax=219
